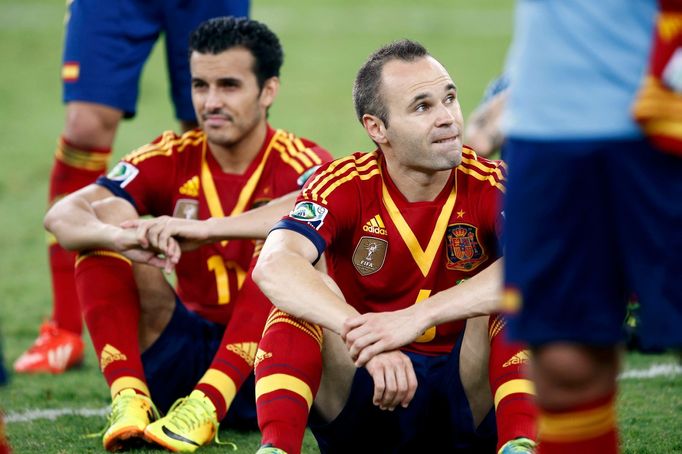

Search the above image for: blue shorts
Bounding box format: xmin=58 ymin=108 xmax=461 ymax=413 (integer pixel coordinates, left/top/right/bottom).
xmin=504 ymin=138 xmax=682 ymax=350
xmin=309 ymin=332 xmax=497 ymax=453
xmin=142 ymin=298 xmax=256 ymax=428
xmin=62 ymin=0 xmax=249 ymax=120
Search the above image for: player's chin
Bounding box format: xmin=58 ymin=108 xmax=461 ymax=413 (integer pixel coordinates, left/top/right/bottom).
xmin=432 ymin=144 xmax=462 ymax=168
xmin=205 ymin=129 xmax=238 ymax=148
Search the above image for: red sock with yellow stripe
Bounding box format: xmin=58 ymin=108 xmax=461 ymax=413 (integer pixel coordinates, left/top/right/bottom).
xmin=488 ymin=314 xmax=537 ymax=450
xmin=255 ymin=308 xmax=323 ymax=454
xmin=537 ymin=392 xmax=618 ymax=454
xmin=48 ymin=137 xmax=111 ymax=334
xmin=75 ymin=250 xmax=149 ymax=398
xmin=195 ymin=273 xmax=272 ymax=420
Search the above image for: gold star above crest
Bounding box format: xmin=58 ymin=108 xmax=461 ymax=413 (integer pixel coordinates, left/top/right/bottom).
xmin=456 ymin=209 xmax=466 ymax=219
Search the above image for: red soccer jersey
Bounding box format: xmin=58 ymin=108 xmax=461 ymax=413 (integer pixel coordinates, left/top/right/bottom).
xmin=98 ymin=126 xmax=333 ymax=325
xmin=279 ymin=147 xmax=506 ymax=355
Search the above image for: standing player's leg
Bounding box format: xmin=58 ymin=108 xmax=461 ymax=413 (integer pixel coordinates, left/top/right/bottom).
xmin=15 ymin=0 xmax=160 ymax=374
xmin=504 ymin=139 xmax=627 ymax=454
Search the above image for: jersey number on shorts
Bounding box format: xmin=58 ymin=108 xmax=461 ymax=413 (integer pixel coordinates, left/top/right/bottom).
xmin=414 ymin=289 xmax=436 ymax=343
xmin=207 ymin=256 xmax=246 ymax=305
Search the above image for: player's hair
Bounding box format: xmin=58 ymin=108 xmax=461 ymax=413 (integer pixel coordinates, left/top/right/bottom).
xmin=353 ymin=39 xmax=428 ymax=127
xmin=189 ymin=17 xmax=284 ymax=89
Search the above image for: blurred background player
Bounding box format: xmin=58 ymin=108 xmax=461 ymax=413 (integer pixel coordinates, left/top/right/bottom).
xmin=0 ymin=327 xmax=7 ymax=386
xmin=502 ymin=1 xmax=682 ymax=453
xmin=252 ymin=40 xmax=536 ymax=454
xmin=0 ymin=410 xmax=10 ymax=454
xmin=14 ymin=0 xmax=250 ymax=374
xmin=44 ymin=16 xmax=332 ymax=452
xmin=0 ymin=326 xmax=8 ymax=454
xmin=464 ymin=73 xmax=509 ymax=159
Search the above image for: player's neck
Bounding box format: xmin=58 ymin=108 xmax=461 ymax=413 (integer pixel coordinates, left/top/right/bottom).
xmin=384 ymin=160 xmax=451 ymax=203
xmin=207 ymin=121 xmax=267 ymax=174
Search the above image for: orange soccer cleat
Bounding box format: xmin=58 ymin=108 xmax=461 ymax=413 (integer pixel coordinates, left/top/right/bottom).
xmin=13 ymin=320 xmax=84 ymax=374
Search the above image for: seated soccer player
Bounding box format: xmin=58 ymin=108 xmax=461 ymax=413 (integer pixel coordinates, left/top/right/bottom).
xmin=251 ymin=40 xmax=536 ymax=453
xmin=44 ymin=17 xmax=331 ymax=452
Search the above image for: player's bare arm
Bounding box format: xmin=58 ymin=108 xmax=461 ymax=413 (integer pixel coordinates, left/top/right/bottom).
xmin=44 ymin=184 xmax=168 ymax=268
xmin=344 ymin=258 xmax=504 ymax=366
xmin=253 ymin=228 xmax=360 ymax=334
xmin=121 ymin=190 xmax=300 ymax=262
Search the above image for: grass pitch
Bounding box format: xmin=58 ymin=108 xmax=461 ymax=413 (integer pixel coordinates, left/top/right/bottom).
xmin=0 ymin=0 xmax=680 ymax=452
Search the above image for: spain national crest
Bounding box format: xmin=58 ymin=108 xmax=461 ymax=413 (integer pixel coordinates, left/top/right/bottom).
xmin=445 ymin=223 xmax=487 ymax=271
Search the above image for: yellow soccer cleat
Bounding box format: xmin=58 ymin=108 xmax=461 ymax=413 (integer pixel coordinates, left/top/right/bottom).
xmin=103 ymin=388 xmax=159 ymax=452
xmin=144 ymin=391 xmax=221 ymax=452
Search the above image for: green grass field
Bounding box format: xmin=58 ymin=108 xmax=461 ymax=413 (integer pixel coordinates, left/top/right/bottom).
xmin=0 ymin=0 xmax=680 ymax=452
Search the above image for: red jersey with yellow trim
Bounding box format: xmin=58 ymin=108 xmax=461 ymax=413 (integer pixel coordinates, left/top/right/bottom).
xmin=97 ymin=125 xmax=332 ymax=325
xmin=281 ymin=146 xmax=505 ymax=355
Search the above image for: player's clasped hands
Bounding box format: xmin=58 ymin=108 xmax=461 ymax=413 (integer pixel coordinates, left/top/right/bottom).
xmin=110 ymin=226 xmax=176 ymax=272
xmin=342 ymin=308 xmax=425 ymax=367
xmin=119 ymin=216 xmax=209 ymax=272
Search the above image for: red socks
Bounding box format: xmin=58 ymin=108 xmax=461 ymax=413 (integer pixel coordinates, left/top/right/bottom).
xmin=488 ymin=314 xmax=537 ymax=449
xmin=75 ymin=251 xmax=149 ymax=398
xmin=195 ymin=273 xmax=272 ymax=420
xmin=537 ymin=392 xmax=618 ymax=454
xmin=254 ymin=309 xmax=323 ymax=454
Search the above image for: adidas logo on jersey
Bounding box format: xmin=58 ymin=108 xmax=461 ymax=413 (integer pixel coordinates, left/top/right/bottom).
xmin=178 ymin=176 xmax=199 ymax=197
xmin=502 ymin=350 xmax=530 ymax=367
xmin=362 ymin=214 xmax=387 ymax=235
xmin=100 ymin=344 xmax=128 ymax=371
xmin=226 ymin=342 xmax=258 ymax=367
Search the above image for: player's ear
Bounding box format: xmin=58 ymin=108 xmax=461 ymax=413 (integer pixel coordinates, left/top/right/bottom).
xmin=259 ymin=76 xmax=280 ymax=109
xmin=362 ymin=114 xmax=388 ymax=144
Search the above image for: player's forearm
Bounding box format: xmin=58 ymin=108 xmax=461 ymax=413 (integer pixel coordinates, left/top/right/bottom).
xmin=44 ymin=196 xmax=121 ymax=251
xmin=420 ymin=258 xmax=504 ymax=327
xmin=206 ymin=191 xmax=299 ymax=241
xmin=253 ymin=249 xmax=358 ymax=333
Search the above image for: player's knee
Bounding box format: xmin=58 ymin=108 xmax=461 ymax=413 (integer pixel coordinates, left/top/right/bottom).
xmin=531 ymin=343 xmax=618 ymax=407
xmin=63 ymin=102 xmax=122 ymax=149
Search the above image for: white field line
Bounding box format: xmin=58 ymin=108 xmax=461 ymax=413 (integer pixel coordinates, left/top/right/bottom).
xmin=4 ymin=363 xmax=680 ymax=424
xmin=6 ymin=406 xmax=109 ymax=423
xmin=618 ymin=363 xmax=682 ymax=380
